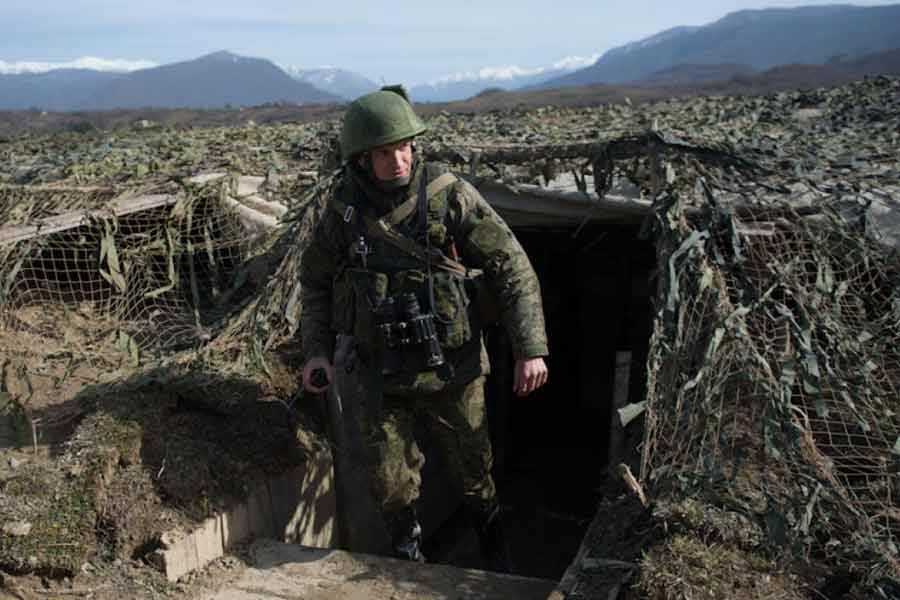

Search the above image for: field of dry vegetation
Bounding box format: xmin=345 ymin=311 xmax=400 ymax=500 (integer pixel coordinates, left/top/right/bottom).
xmin=1 ymin=74 xmax=899 ymax=599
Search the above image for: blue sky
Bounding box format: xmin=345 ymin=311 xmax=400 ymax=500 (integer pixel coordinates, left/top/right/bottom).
xmin=0 ymin=1 xmax=893 ymax=84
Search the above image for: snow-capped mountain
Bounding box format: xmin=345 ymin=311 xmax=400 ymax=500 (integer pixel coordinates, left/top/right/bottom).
xmin=0 ymin=57 xmax=157 ymax=75
xmin=282 ymin=66 xmax=378 ymax=100
xmin=408 ymin=54 xmax=600 ymax=102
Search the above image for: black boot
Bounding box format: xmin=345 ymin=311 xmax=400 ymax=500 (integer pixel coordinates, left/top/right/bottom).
xmin=385 ymin=505 xmax=426 ymax=563
xmin=474 ymin=504 xmax=516 ymax=574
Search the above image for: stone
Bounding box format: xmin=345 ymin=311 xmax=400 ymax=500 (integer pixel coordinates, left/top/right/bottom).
xmin=193 ymin=517 xmax=225 ymax=573
xmin=2 ymin=521 xmax=31 ymax=536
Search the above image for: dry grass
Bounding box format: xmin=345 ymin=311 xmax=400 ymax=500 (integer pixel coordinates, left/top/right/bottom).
xmin=638 ymin=534 xmax=804 ymax=600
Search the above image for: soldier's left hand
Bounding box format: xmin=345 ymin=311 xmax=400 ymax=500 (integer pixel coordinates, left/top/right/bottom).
xmin=513 ymin=357 xmax=548 ymax=396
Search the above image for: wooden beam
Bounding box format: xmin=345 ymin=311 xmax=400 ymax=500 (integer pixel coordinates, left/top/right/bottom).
xmin=608 ymin=351 xmax=633 ymax=470
xmin=0 ymin=183 xmax=115 ymax=194
xmin=472 ymin=178 xmax=652 ymax=228
xmin=0 ymin=194 xmax=176 ymax=247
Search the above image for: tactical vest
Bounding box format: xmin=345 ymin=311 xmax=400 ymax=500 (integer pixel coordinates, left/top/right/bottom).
xmin=330 ymin=164 xmax=477 ymax=375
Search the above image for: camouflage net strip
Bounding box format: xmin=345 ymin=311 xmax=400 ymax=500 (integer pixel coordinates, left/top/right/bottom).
xmin=204 ymin=173 xmax=336 ymax=377
xmin=0 ymin=184 xmax=117 ymax=224
xmin=642 ymin=188 xmax=900 ymax=581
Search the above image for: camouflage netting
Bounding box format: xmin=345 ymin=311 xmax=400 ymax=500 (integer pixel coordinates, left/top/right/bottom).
xmin=637 ymin=78 xmax=900 ymax=590
xmin=642 ymin=192 xmax=900 ymax=583
xmin=0 ymin=120 xmax=335 ymax=369
xmin=0 ymin=181 xmax=256 ymax=351
xmin=1 ymin=76 xmax=899 ymax=592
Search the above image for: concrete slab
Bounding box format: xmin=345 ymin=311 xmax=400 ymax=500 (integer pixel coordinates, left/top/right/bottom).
xmin=221 ymin=500 xmax=251 ymax=551
xmin=151 ymin=528 xmax=197 ymax=582
xmin=194 ymin=517 xmax=226 ymax=573
xmin=270 ymin=456 xmax=337 ymax=548
xmin=152 ymin=516 xmax=227 ymax=582
xmin=200 ymin=539 xmax=557 ymax=600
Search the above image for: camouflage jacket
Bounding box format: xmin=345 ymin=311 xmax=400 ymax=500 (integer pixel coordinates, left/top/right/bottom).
xmin=300 ymin=160 xmax=548 ymax=392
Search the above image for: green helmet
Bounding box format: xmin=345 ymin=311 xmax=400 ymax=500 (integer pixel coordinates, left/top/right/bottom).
xmin=340 ymin=85 xmax=427 ymax=159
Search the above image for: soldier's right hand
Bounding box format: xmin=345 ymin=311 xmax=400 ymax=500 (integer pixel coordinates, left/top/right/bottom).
xmin=302 ymin=356 xmax=334 ymax=393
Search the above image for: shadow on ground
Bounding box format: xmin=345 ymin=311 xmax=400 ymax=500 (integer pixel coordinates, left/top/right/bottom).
xmin=0 ymin=362 xmax=329 ymax=578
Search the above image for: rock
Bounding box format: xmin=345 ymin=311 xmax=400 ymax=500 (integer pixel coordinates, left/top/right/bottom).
xmin=2 ymin=521 xmax=32 ymax=537
xmin=7 ymin=457 xmax=23 ymax=470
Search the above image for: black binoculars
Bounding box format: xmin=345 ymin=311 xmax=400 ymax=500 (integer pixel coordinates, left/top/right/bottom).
xmin=373 ymin=293 xmax=445 ymax=376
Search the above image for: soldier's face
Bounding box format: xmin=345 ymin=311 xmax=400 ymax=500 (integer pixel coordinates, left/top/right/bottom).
xmin=368 ymin=139 xmax=413 ymax=182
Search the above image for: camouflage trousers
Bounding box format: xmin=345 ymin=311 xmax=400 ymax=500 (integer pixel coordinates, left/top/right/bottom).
xmin=359 ymin=375 xmax=497 ymax=518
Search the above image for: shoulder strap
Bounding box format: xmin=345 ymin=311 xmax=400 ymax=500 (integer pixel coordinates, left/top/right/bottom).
xmin=425 ymin=172 xmax=458 ymax=202
xmin=332 ymin=170 xmax=457 ymax=225
xmin=385 ymin=185 xmax=419 ymax=226
xmin=367 ymin=219 xmax=472 ymax=278
xmin=330 ymin=170 xmax=473 ymax=277
xmin=385 ymin=170 xmax=458 ymax=226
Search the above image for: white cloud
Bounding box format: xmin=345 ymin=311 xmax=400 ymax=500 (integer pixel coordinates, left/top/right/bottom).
xmin=0 ymin=57 xmax=156 ymax=75
xmin=427 ymin=52 xmax=600 ymax=86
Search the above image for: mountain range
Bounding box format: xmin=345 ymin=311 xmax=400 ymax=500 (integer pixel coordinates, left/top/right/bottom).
xmin=88 ymin=51 xmax=339 ymax=110
xmin=540 ymin=4 xmax=900 ymax=88
xmin=0 ymin=69 xmax=119 ymax=111
xmin=0 ymin=51 xmax=339 ymax=111
xmin=1 ymin=4 xmax=899 ymax=112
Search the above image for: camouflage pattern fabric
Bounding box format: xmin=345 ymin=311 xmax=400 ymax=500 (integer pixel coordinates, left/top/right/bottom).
xmin=359 ymin=375 xmax=497 ymax=516
xmin=300 ymin=159 xmax=549 ymax=393
xmin=302 ymin=158 xmax=546 ymax=524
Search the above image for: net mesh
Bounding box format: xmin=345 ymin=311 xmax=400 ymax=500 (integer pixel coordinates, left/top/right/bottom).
xmin=0 ymin=180 xmax=253 ymax=352
xmin=642 ymin=194 xmax=900 ymax=578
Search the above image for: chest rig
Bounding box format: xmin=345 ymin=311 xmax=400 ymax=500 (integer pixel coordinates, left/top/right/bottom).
xmin=331 ymin=165 xmax=476 ymax=377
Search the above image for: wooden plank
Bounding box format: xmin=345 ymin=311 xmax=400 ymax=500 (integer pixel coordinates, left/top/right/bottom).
xmin=473 ymin=179 xmax=651 ymax=228
xmin=0 ymin=183 xmax=115 ymax=194
xmin=0 ymin=194 xmax=176 ymax=247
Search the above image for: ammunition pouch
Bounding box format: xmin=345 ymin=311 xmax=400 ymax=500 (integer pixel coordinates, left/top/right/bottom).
xmin=347 ymin=268 xmax=389 ymax=350
xmin=430 ymin=270 xmax=473 ymax=349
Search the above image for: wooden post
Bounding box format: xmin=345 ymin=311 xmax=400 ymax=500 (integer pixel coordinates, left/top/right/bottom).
xmin=608 ymin=351 xmax=632 ymax=471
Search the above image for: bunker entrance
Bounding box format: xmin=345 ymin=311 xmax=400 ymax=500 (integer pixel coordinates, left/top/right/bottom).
xmin=485 ymin=223 xmax=655 ymax=579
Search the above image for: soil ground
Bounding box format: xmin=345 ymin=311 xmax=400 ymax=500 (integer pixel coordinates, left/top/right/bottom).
xmin=202 ymin=539 xmax=556 ymax=600
xmin=0 ymin=302 xmax=335 ymax=598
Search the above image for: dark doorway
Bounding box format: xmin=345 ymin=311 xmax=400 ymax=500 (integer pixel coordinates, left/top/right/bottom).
xmin=485 ymin=223 xmax=656 ymax=579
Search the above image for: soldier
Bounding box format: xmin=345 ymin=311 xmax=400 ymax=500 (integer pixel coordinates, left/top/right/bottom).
xmin=300 ymin=85 xmax=548 ymax=571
